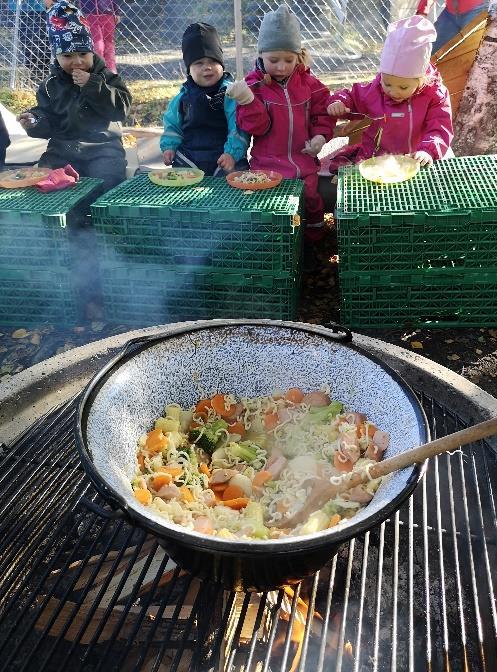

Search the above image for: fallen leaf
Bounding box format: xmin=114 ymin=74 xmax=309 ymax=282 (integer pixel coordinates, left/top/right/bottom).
xmin=447 ymin=354 xmax=460 ymax=361
xmin=91 ymin=321 xmax=105 ymax=332
xmin=478 ymin=336 xmax=485 ymax=343
xmin=475 ymin=348 xmax=483 ymax=355
xmin=30 ymin=333 xmax=41 ymax=346
xmin=11 ymin=328 xmax=29 ymax=339
xmin=444 ymin=339 xmax=454 ymax=344
xmin=410 ymin=341 xmax=423 ymax=349
xmin=489 ymin=329 xmax=497 ymax=338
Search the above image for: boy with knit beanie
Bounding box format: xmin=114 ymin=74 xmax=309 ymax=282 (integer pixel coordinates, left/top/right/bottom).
xmin=17 ymin=0 xmax=131 ymax=193
xmin=160 ymin=22 xmax=249 ymax=176
xmin=323 ymin=15 xmax=453 ymax=174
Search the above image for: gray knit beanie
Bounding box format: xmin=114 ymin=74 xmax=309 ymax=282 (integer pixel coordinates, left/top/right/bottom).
xmin=257 ymin=4 xmax=302 ymax=54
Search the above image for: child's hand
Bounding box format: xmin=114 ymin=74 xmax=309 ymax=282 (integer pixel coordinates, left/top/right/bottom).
xmin=327 ymin=101 xmax=350 ymax=117
xmin=72 ymin=69 xmax=90 ymax=87
xmin=410 ymin=150 xmax=433 ymax=166
xmin=302 ymin=135 xmax=326 ymax=157
xmin=217 ymin=153 xmax=235 ymax=172
xmin=226 ymin=80 xmax=254 ymax=105
xmin=17 ymin=112 xmax=37 ymax=129
xmin=163 ymin=150 xmax=175 ymax=165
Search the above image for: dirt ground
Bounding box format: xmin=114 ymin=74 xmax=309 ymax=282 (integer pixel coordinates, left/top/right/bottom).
xmin=1 ymin=225 xmax=497 ymax=399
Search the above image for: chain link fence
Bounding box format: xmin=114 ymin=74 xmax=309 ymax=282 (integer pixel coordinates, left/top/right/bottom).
xmin=1 ymin=0 xmax=430 ymax=92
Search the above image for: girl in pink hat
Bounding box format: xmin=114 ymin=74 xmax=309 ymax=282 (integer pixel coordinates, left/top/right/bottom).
xmin=321 ymin=15 xmax=453 ymax=174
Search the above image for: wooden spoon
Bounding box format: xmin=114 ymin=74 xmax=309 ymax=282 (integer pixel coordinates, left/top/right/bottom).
xmin=278 ymin=417 xmax=497 ymax=528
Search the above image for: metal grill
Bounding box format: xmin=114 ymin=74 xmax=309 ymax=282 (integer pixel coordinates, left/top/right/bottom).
xmin=1 ymin=391 xmax=496 ymax=671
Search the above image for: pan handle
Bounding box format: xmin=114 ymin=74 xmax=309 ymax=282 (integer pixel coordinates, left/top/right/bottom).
xmin=323 ymin=322 xmax=353 ymax=342
xmin=79 ymin=496 xmax=128 ymax=521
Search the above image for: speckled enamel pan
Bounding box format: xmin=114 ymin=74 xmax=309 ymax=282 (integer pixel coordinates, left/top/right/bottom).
xmin=76 ymin=320 xmax=429 ymax=591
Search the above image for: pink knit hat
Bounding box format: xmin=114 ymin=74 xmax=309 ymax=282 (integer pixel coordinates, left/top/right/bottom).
xmin=379 ymin=15 xmax=436 ymax=78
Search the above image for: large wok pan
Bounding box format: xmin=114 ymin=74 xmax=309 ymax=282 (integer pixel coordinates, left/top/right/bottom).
xmin=76 ymin=321 xmax=429 ymax=591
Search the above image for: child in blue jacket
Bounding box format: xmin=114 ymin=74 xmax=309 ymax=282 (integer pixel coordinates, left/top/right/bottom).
xmin=160 ymin=22 xmax=249 ymax=176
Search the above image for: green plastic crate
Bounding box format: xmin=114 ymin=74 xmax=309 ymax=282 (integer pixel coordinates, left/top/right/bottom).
xmin=91 ymin=175 xmax=304 ymax=273
xmin=0 ymin=178 xmax=102 ymax=268
xmin=338 ymin=211 xmax=497 ymax=271
xmin=336 ymin=155 xmax=497 ymax=273
xmin=339 ymin=268 xmax=497 ymax=328
xmin=0 ymin=267 xmax=79 ymax=327
xmin=100 ymin=262 xmax=300 ymax=325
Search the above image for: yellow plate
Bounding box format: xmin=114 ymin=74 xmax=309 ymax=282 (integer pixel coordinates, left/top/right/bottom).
xmin=358 ymin=155 xmax=420 ymax=184
xmin=148 ymin=168 xmax=204 ymax=187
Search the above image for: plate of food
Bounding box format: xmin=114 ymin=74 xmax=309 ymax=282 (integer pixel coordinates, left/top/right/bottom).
xmin=148 ymin=168 xmax=204 ymax=187
xmin=227 ymin=170 xmax=283 ymax=191
xmin=0 ymin=167 xmax=51 ymax=189
xmin=358 ymin=154 xmax=420 ymax=184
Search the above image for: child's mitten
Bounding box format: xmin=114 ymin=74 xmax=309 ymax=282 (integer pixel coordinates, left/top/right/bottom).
xmin=302 ymin=135 xmax=326 ymax=157
xmin=36 ymin=164 xmax=79 ymax=192
xmin=226 ymin=80 xmax=254 ymax=105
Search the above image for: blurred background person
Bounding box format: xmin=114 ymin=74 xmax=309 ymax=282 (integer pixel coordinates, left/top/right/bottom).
xmin=9 ymin=0 xmax=51 ymax=83
xmin=79 ymin=0 xmax=120 ymax=72
xmin=417 ymin=0 xmax=488 ymax=53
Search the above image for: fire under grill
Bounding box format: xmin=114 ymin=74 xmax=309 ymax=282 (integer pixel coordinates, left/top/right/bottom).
xmin=1 ymin=391 xmax=497 ymax=672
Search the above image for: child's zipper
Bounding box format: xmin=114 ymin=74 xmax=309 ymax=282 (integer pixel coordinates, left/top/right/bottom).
xmin=282 ymin=72 xmax=300 ymax=178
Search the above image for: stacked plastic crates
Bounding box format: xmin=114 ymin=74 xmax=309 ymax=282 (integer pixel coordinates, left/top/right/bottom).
xmin=91 ymin=175 xmax=304 ymax=325
xmin=0 ymin=179 xmax=101 ymax=327
xmin=337 ymin=155 xmax=497 ymax=328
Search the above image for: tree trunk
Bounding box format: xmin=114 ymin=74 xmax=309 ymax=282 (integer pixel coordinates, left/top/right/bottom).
xmin=452 ymin=1 xmax=497 ymax=155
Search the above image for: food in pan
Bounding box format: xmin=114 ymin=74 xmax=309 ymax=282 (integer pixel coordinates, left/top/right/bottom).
xmin=131 ymin=389 xmax=390 ymax=539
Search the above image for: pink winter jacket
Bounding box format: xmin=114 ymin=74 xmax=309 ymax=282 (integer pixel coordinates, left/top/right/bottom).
xmin=325 ymin=65 xmax=453 ymax=165
xmin=236 ymin=63 xmax=335 ymax=179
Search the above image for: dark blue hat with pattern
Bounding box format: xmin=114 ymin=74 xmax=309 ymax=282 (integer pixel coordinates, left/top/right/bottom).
xmin=47 ymin=1 xmax=93 ymax=56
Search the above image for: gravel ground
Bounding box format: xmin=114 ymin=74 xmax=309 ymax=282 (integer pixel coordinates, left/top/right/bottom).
xmin=2 ymin=224 xmax=497 ymax=399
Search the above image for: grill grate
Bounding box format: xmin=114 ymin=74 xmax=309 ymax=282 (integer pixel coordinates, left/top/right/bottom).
xmin=1 ymin=392 xmax=497 ymax=671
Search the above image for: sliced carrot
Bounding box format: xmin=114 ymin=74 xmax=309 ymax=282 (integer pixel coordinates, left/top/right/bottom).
xmin=137 ymin=453 xmax=145 ymax=470
xmin=211 ymin=393 xmax=237 ymax=418
xmin=264 ymin=412 xmax=280 ymax=432
xmin=199 ymin=463 xmax=211 ymax=477
xmin=145 ymin=428 xmax=168 ymax=453
xmin=160 ymin=466 xmax=183 ymax=479
xmin=222 ymin=484 xmax=245 ymax=501
xmin=180 ymin=486 xmax=195 ymax=503
xmin=333 ymin=452 xmax=354 ymax=473
xmin=210 ymin=482 xmax=228 ymax=493
xmin=228 ymin=421 xmax=246 ymax=437
xmin=252 ymin=470 xmax=272 ymax=489
xmin=221 ymin=497 xmax=250 ymax=510
xmin=134 ymin=488 xmax=152 ymax=506
xmin=285 ymin=387 xmax=305 ymax=404
xmin=150 ymin=474 xmax=172 ymax=491
xmin=195 ymin=398 xmax=212 ymax=414
xmin=329 ymin=513 xmax=342 ymax=528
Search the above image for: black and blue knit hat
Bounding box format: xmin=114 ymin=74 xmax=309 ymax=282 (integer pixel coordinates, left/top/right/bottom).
xmin=182 ymin=23 xmax=224 ymax=71
xmin=47 ymin=1 xmax=93 ymax=56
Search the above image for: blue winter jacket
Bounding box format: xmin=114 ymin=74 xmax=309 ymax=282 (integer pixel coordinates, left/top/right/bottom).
xmin=160 ymin=73 xmax=249 ymax=175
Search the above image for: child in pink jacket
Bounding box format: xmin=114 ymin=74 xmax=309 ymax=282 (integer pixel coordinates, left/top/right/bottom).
xmin=321 ymin=15 xmax=453 ymax=175
xmin=226 ymin=4 xmax=335 ymax=245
